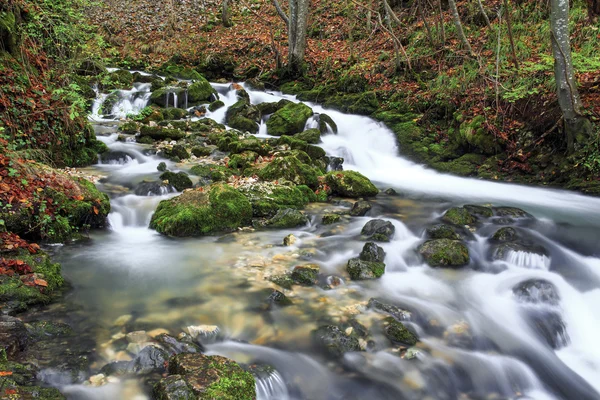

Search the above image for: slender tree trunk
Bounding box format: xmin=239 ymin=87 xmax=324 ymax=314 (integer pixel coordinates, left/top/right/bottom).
xmin=288 ymin=0 xmax=309 ymax=76
xmin=551 ymin=0 xmax=591 ymax=152
xmin=476 ymin=0 xmax=492 ymax=31
xmin=222 ymin=0 xmax=233 ymax=27
xmin=585 ymin=0 xmax=600 ymax=23
xmin=438 ymin=0 xmax=446 ymax=44
xmin=418 ymin=0 xmax=435 ymax=46
xmin=271 ymin=0 xmax=290 ymax=27
xmin=504 ymin=0 xmax=519 ymax=69
xmin=447 ymin=0 xmax=473 ymax=54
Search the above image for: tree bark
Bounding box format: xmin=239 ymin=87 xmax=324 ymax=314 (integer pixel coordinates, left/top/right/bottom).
xmin=476 ymin=0 xmax=492 ymax=31
xmin=586 ymin=0 xmax=600 ymax=23
xmin=222 ymin=0 xmax=233 ymax=27
xmin=447 ymin=0 xmax=473 ymax=55
xmin=288 ymin=0 xmax=309 ymax=76
xmin=550 ymin=0 xmax=590 ymax=152
xmin=437 ymin=0 xmax=446 ymax=44
xmin=271 ymin=0 xmax=290 ymax=27
xmin=504 ymin=0 xmax=519 ymax=69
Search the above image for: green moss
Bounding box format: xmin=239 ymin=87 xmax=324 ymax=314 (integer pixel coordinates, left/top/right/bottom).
xmin=418 ymin=239 xmax=470 ymax=267
xmin=291 ymin=264 xmax=320 ymax=285
xmin=257 ymin=99 xmax=292 ymax=115
xmin=237 ymin=182 xmax=308 ymax=217
xmin=295 ymin=128 xmax=321 ymax=144
xmin=276 ymin=136 xmax=326 ymax=160
xmin=346 ymin=258 xmax=385 ymax=280
xmin=160 ymin=171 xmax=193 ymax=191
xmin=209 ymin=100 xmax=225 ymax=112
xmin=190 ymin=164 xmax=237 ymax=182
xmin=191 ymin=146 xmax=213 ymax=157
xmin=324 ymin=92 xmax=379 ymax=115
xmin=322 ymin=214 xmax=341 ymax=225
xmin=382 ymin=317 xmax=418 ymax=345
xmin=264 ymin=208 xmax=308 ymax=228
xmin=325 ymin=171 xmax=379 ymax=198
xmin=426 ymin=224 xmax=461 ymax=240
xmin=452 ymin=115 xmax=502 ymax=155
xmin=266 ymin=102 xmax=313 ymax=136
xmin=188 ymin=77 xmax=217 ymax=104
xmin=318 ymin=114 xmax=338 ymax=134
xmin=163 ymin=107 xmax=188 ymax=120
xmin=139 ymin=126 xmax=185 ymax=141
xmin=442 ymin=207 xmax=476 ymax=226
xmin=297 ymin=185 xmax=318 ymax=202
xmin=164 ymin=145 xmax=190 ymax=161
xmin=150 ymin=87 xmax=186 ymax=108
xmin=268 ymin=274 xmax=294 ymax=289
xmin=119 ymin=121 xmax=138 ymax=134
xmin=257 ymin=155 xmax=321 ymax=189
xmin=102 ymin=70 xmax=133 ymax=91
xmin=492 ymin=227 xmax=517 ymax=242
xmin=228 ymin=151 xmax=257 ymax=169
xmin=150 ymin=184 xmax=252 ymax=236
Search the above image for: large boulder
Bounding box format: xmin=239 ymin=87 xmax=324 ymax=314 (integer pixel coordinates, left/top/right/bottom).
xmin=266 ymin=102 xmax=313 ymax=136
xmin=264 ymin=208 xmax=308 ymax=228
xmin=150 ymin=86 xmax=187 ymax=108
xmin=418 ymin=239 xmax=470 ymax=267
xmin=359 ymin=242 xmax=385 ymax=262
xmin=150 ymin=184 xmax=252 ymax=236
xmin=157 ymin=353 xmax=255 ymax=400
xmin=187 ymin=77 xmax=218 ymax=104
xmin=325 ymin=171 xmax=378 ymax=198
xmin=159 ymin=171 xmax=193 ymax=192
xmin=441 ymin=207 xmax=476 ymax=226
xmin=257 ymin=154 xmax=322 ymax=189
xmin=291 ymin=264 xmax=320 ymax=286
xmin=347 ymin=258 xmax=385 ymax=280
xmin=237 ymin=181 xmax=310 ymax=217
xmin=225 ymin=100 xmax=260 ymax=134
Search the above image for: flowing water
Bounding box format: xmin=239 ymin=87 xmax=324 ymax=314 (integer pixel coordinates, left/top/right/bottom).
xmin=41 ymin=73 xmax=600 ymax=399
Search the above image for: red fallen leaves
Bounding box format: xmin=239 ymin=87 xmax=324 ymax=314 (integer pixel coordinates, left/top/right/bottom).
xmin=0 ymin=233 xmax=47 ymax=291
xmin=0 ymin=232 xmax=40 ymax=255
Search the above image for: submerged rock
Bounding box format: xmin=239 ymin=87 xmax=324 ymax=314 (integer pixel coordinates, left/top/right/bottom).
xmin=367 ymin=298 xmax=411 ymax=321
xmin=513 ymin=279 xmax=560 ymax=305
xmin=347 ymin=258 xmax=385 ymax=280
xmin=418 ymin=239 xmax=470 ymax=267
xmin=491 ymin=227 xmax=517 ymax=242
xmin=291 ymin=265 xmax=320 ymax=286
xmin=156 ymin=334 xmax=202 ymax=355
xmin=493 ymin=206 xmax=533 ymax=219
xmin=325 ymin=171 xmax=379 ymax=198
xmin=130 ymin=345 xmax=169 ymax=374
xmin=263 ymin=289 xmax=292 ymax=309
xmin=150 ymin=184 xmax=252 ymax=236
xmin=163 ymin=353 xmax=256 ymax=400
xmin=312 ymin=325 xmax=361 ymax=358
xmin=382 ymin=317 xmax=418 ymax=346
xmin=361 ymin=219 xmax=395 ymax=242
xmin=268 ymin=274 xmax=294 ymax=289
xmin=350 ymin=200 xmax=372 ymax=216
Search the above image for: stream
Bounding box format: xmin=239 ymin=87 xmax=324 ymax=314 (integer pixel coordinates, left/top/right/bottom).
xmin=39 ymin=74 xmax=600 ymax=399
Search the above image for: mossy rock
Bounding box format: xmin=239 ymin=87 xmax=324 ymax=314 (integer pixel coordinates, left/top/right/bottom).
xmin=190 ymin=164 xmax=237 ymax=183
xmin=102 ymin=70 xmax=133 ymax=91
xmin=119 ymin=121 xmax=138 ymax=134
xmin=139 ymin=126 xmax=185 ymax=141
xmin=325 ymin=171 xmax=378 ymax=198
xmin=98 ymin=91 xmax=120 ymax=115
xmin=209 ymin=100 xmax=225 ymax=112
xmin=276 ymin=136 xmax=326 ymax=160
xmin=361 ymin=219 xmax=395 ymax=242
xmin=0 ymin=249 xmax=65 ymax=311
xmin=225 ymin=100 xmax=260 ymax=134
xmin=295 ymin=128 xmax=321 ymax=144
xmin=426 ymin=224 xmax=461 ymax=240
xmin=76 ymin=59 xmax=107 ymax=76
xmin=359 ymin=242 xmax=385 ymax=263
xmin=418 ymin=239 xmax=470 ymax=268
xmin=432 ymin=153 xmax=486 ymax=176
xmin=463 ymin=205 xmax=493 ymax=218
xmin=347 ymin=258 xmax=385 ymax=280
xmin=237 ymin=182 xmax=309 ymax=217
xmin=318 ymin=113 xmax=338 ymax=134
xmin=163 ymin=107 xmax=188 ymax=120
xmin=382 ymin=317 xmax=418 ymax=345
xmin=257 ymin=155 xmax=321 ymax=189
xmin=164 ymin=145 xmax=190 ymax=161
xmin=266 ymin=102 xmax=313 ymax=136
xmin=191 ymin=146 xmax=213 ymax=157
xmin=256 ymin=99 xmax=292 ymax=115
xmin=324 ymin=92 xmax=378 ymax=115
xmin=150 ymin=184 xmax=252 ymax=236
xmin=228 ymin=151 xmax=257 ymax=169
xmin=441 ymin=207 xmax=476 ymax=226
xmin=264 ymin=208 xmax=308 ymax=228
xmin=159 ymin=171 xmax=193 ymax=191
xmin=175 ymin=68 xmax=203 ymax=81
xmin=452 ymin=115 xmax=502 ymax=155
xmin=154 ymin=375 xmax=195 ymax=400
xmin=166 ymin=353 xmax=255 ymax=400
xmin=492 ymin=227 xmax=517 ymax=242
xmin=268 ymin=274 xmax=294 ymax=289
xmin=230 ymin=136 xmax=271 ymax=156
xmin=188 ymin=77 xmax=218 ymax=104
xmin=321 ymin=214 xmax=341 ymax=225
xmin=291 ymin=264 xmax=319 ymax=286
xmin=312 ymin=325 xmax=361 ymax=358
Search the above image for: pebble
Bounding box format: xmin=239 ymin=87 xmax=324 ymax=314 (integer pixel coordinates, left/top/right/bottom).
xmin=283 ymin=234 xmax=297 ymax=246
xmin=89 ymin=374 xmax=107 ymax=387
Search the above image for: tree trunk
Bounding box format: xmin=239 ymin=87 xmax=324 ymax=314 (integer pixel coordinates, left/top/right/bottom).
xmin=447 ymin=0 xmax=473 ymax=55
xmin=288 ymin=0 xmax=309 ymax=76
xmin=586 ymin=0 xmax=600 ymax=23
xmin=504 ymin=0 xmax=519 ymax=69
xmin=438 ymin=0 xmax=446 ymax=44
xmin=271 ymin=0 xmax=290 ymax=27
xmin=550 ymin=0 xmax=591 ymax=152
xmin=222 ymin=0 xmax=233 ymax=27
xmin=418 ymin=0 xmax=435 ymax=46
xmin=476 ymin=0 xmax=492 ymax=31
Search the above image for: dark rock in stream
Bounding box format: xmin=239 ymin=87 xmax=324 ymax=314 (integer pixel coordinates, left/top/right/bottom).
xmin=426 ymin=224 xmax=461 ymax=240
xmin=361 ymin=219 xmax=395 ymax=242
xmin=135 ymin=180 xmax=174 ymax=196
xmin=525 ymin=309 xmax=569 ymax=349
xmin=491 ymin=226 xmax=517 ymax=242
xmin=265 ymin=208 xmax=308 ymax=228
xmin=327 ymin=156 xmax=344 ymax=171
xmin=156 ymin=334 xmax=203 ymax=355
xmin=513 ymin=279 xmax=560 ymax=305
xmin=154 ymin=374 xmax=196 ymax=400
xmin=291 ymin=265 xmax=320 ymax=286
xmin=131 ymin=345 xmax=169 ymax=374
xmin=0 ymin=316 xmax=28 ymax=358
xmin=347 ymin=258 xmax=385 ymax=280
xmin=418 ymin=239 xmax=470 ymax=268
xmin=359 ymin=242 xmax=385 ymax=263
xmin=350 ymin=200 xmax=372 ymax=216
xmin=381 ymin=317 xmax=418 ymax=346
xmin=312 ymin=325 xmax=362 ymax=358
xmin=367 ymin=298 xmax=412 ymax=321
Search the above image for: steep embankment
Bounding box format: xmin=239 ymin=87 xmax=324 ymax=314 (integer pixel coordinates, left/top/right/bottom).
xmin=88 ymin=0 xmax=600 ymax=193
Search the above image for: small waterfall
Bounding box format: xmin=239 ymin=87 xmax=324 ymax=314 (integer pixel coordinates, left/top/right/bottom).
xmin=172 ymin=92 xmax=179 ymax=109
xmin=304 ymin=115 xmax=319 ymax=130
xmin=255 ymin=370 xmax=289 ymax=400
xmin=505 ymin=250 xmax=551 ymax=270
xmin=90 ymin=83 xmax=151 ymax=120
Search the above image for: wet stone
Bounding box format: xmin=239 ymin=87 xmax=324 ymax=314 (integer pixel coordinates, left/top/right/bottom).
xmin=359 ymin=242 xmax=385 ymax=263
xmin=130 ymin=345 xmax=169 ymax=374
xmin=156 ymin=334 xmax=202 ymax=355
xmin=347 ymin=258 xmax=385 ymax=280
xmin=368 ymin=298 xmax=411 ymax=321
xmin=418 ymin=239 xmax=470 ymax=268
xmin=283 ymin=234 xmax=297 ymax=246
xmin=312 ymin=325 xmax=362 ymax=358
xmin=491 ymin=227 xmax=517 ymax=242
xmin=350 ymin=200 xmax=372 ymax=217
xmin=291 ymin=265 xmax=320 ymax=286
xmin=322 ymin=213 xmax=342 ymax=225
xmin=361 ymin=219 xmax=395 ymax=242
xmin=268 ymin=273 xmax=294 ymax=289
xmin=426 ymin=224 xmax=461 ymax=240
xmin=154 ymin=375 xmax=195 ymax=400
xmin=382 ymin=317 xmax=418 ymax=346
xmin=513 ymin=279 xmax=560 ymax=306
xmin=263 ymin=289 xmax=292 ymax=309
xmin=0 ymin=316 xmax=28 ymax=358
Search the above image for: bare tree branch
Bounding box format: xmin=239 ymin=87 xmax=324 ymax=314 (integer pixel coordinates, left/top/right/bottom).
xmin=271 ymin=0 xmax=289 ymax=27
